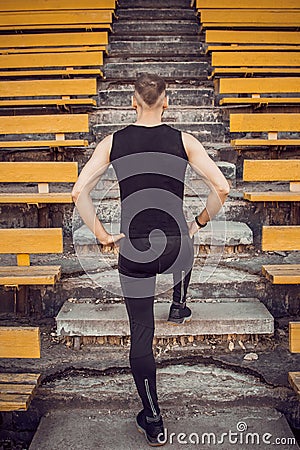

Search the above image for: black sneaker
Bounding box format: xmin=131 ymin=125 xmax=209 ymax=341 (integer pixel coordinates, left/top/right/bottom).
xmin=136 ymin=409 xmax=166 ymax=447
xmin=167 ymin=302 xmax=192 ymax=325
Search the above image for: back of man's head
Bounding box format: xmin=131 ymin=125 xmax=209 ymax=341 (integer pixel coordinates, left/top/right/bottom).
xmin=134 ymin=73 xmax=166 ymax=107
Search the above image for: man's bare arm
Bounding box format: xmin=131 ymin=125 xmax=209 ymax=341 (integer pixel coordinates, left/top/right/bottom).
xmin=71 ymin=134 xmax=125 ymax=245
xmin=182 ymin=132 xmax=230 ymax=234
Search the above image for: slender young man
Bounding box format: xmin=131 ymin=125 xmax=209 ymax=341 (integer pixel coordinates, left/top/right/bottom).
xmin=72 ymin=73 xmax=230 ymax=447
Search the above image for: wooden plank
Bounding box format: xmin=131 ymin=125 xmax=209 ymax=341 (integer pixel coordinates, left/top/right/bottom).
xmin=0 ymin=0 xmax=117 ymax=11
xmin=0 ymin=393 xmax=30 ymax=411
xmin=262 ymin=265 xmax=300 ymax=284
xmin=0 ymin=384 xmax=36 ymax=395
xmin=0 ymin=98 xmax=96 ymax=107
xmin=0 ymin=68 xmax=103 ymax=77
xmin=0 ymin=32 xmax=108 ymax=48
xmin=230 ymin=113 xmax=300 ymax=132
xmin=0 ymin=139 xmax=88 ymax=148
xmin=0 ymin=327 xmax=40 ymax=358
xmin=0 ymin=23 xmax=112 ymax=31
xmin=0 ymin=46 xmax=106 ymax=55
xmin=0 ymin=51 xmax=103 ymax=69
xmin=205 ymin=30 xmax=300 ymax=44
xmin=244 ymin=192 xmax=300 ymax=202
xmin=220 ymin=97 xmax=300 ymax=105
xmin=211 ymin=68 xmax=300 ymax=76
xmin=289 ymin=323 xmax=300 ymax=352
xmin=200 ymin=9 xmax=300 ymax=25
xmin=0 ymin=373 xmax=41 ymax=385
xmin=0 ymin=114 xmax=89 ymax=134
xmin=212 ymin=52 xmax=300 ymax=67
xmin=288 ymin=372 xmax=300 ymax=394
xmin=243 ymin=160 xmax=300 ymax=182
xmin=0 ymin=266 xmax=61 ymax=285
xmin=0 ymin=193 xmax=73 ymax=204
xmin=262 ymin=226 xmax=300 ymax=251
xmin=0 ymin=228 xmax=63 ymax=254
xmin=0 ymin=11 xmax=113 ymax=27
xmin=197 ymin=0 xmax=300 ymax=8
xmin=0 ymin=162 xmax=78 ymax=182
xmin=219 ymin=77 xmax=300 ymax=94
xmin=231 ymin=139 xmax=300 ymax=147
xmin=0 ymin=79 xmax=97 ymax=97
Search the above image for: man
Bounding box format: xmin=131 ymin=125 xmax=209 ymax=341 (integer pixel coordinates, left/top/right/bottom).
xmin=72 ymin=73 xmax=229 ymax=447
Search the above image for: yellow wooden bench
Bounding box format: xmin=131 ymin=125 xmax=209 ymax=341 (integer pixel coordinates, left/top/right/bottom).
xmin=196 ymin=0 xmax=300 ymax=8
xmin=0 ymin=227 xmax=63 ymax=286
xmin=0 ymin=79 xmax=97 ymax=107
xmin=243 ymin=159 xmax=300 ymax=202
xmin=200 ymin=9 xmax=300 ymax=28
xmin=230 ymin=113 xmax=300 ymax=147
xmin=288 ymin=323 xmax=300 ymax=396
xmin=215 ymin=77 xmax=300 ymax=106
xmin=0 ymin=327 xmax=41 ymax=412
xmin=206 ymin=30 xmax=300 ymax=45
xmin=0 ymin=10 xmax=113 ymax=31
xmin=261 ymin=226 xmax=300 ymax=284
xmin=0 ymin=114 xmax=89 ymax=149
xmin=0 ymin=162 xmax=78 ymax=205
xmin=0 ymin=0 xmax=117 ymax=11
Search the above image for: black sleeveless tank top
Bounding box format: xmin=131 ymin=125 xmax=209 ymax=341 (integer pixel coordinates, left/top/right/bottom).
xmin=109 ymin=124 xmax=189 ymax=238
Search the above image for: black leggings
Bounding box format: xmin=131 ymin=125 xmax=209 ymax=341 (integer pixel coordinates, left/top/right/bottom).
xmin=118 ymin=234 xmax=194 ymax=418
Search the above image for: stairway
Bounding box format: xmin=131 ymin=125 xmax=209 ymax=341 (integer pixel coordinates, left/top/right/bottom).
xmin=56 ymin=0 xmax=274 ymax=344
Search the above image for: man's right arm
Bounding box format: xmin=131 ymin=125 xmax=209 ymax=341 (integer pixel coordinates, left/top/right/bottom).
xmin=182 ymin=132 xmax=230 ymax=234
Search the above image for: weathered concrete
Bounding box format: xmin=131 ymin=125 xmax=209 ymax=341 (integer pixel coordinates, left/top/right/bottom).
xmin=112 ymin=21 xmax=200 ymax=36
xmin=56 ymin=298 xmax=273 ymax=337
xmin=108 ymin=40 xmax=202 ymax=56
xmin=117 ymin=8 xmax=198 ymax=20
xmin=29 ymin=406 xmax=298 ymax=450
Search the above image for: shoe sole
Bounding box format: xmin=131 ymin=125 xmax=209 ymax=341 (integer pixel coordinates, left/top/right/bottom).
xmin=166 ymin=313 xmax=192 ymax=325
xmin=136 ymin=419 xmax=166 ymax=447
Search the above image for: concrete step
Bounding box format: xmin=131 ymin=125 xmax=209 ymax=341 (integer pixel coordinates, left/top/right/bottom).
xmin=97 ymin=86 xmax=214 ymax=107
xmin=109 ymin=34 xmax=202 ymax=43
xmin=56 ymin=298 xmax=274 ymax=338
xmin=108 ymin=40 xmax=202 ymax=57
xmin=112 ymin=21 xmax=200 ymax=36
xmin=119 ymin=0 xmax=193 ymax=8
xmin=74 ymin=221 xmax=253 ymax=250
xmin=117 ymin=8 xmax=198 ymax=21
xmin=103 ymin=61 xmax=208 ymax=81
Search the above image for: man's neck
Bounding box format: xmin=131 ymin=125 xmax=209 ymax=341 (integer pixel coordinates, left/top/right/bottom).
xmin=134 ymin=109 xmax=163 ymax=126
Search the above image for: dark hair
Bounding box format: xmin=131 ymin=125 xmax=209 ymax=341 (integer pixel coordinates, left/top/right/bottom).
xmin=134 ymin=73 xmax=166 ymax=107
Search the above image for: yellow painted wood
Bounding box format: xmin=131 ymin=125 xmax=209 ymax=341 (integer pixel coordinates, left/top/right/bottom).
xmin=262 ymin=265 xmax=300 ymax=284
xmin=197 ymin=0 xmax=300 ymax=8
xmin=0 ymin=45 xmax=106 ymax=54
xmin=262 ymin=226 xmax=300 ymax=252
xmin=0 ymin=162 xmax=78 ymax=183
xmin=212 ymin=52 xmax=300 ymax=67
xmin=0 ymin=51 xmax=103 ymax=69
xmin=0 ymin=228 xmax=63 ymax=254
xmin=0 ymin=99 xmax=96 ymax=107
xmin=0 ymin=0 xmax=117 ymax=11
xmin=0 ymin=327 xmax=40 ymax=358
xmin=0 ymin=114 xmax=89 ymax=134
xmin=200 ymin=9 xmax=300 ymax=25
xmin=0 ymin=68 xmax=103 ymax=77
xmin=219 ymin=77 xmax=300 ymax=94
xmin=0 ymin=193 xmax=73 ymax=204
xmin=0 ymin=11 xmax=113 ymax=27
xmin=0 ymin=266 xmax=61 ymax=285
xmin=244 ymin=192 xmax=300 ymax=202
xmin=203 ymin=21 xmax=300 ymax=28
xmin=0 ymin=23 xmax=112 ymax=31
xmin=206 ymin=44 xmax=300 ymax=53
xmin=17 ymin=254 xmax=30 ymax=267
xmin=289 ymin=323 xmax=300 ymax=352
xmin=220 ymin=97 xmax=300 ymax=105
xmin=0 ymin=139 xmax=88 ymax=148
xmin=231 ymin=139 xmax=300 ymax=147
xmin=0 ymin=373 xmax=41 ymax=385
xmin=0 ymin=384 xmax=37 ymax=395
xmin=205 ymin=30 xmax=300 ymax=44
xmin=230 ymin=113 xmax=300 ymax=132
xmin=243 ymin=160 xmax=300 ymax=182
xmin=0 ymin=393 xmax=31 ymax=411
xmin=288 ymin=372 xmax=300 ymax=394
xmin=0 ymin=79 xmax=96 ymax=97
xmin=0 ymin=31 xmax=108 ymax=48
xmin=211 ymin=68 xmax=300 ymax=76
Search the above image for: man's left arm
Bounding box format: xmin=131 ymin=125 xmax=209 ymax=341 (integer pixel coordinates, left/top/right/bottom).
xmin=71 ymin=134 xmax=125 ymax=245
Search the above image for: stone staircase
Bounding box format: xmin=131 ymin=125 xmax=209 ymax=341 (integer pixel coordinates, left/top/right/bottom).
xmin=55 ymin=0 xmax=274 ymax=344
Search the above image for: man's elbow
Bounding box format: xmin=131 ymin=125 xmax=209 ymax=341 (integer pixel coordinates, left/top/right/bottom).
xmin=71 ymin=187 xmax=80 ymax=203
xmin=216 ymin=180 xmax=230 ymax=198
